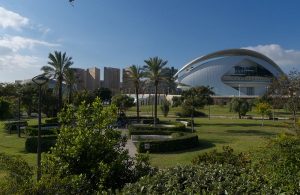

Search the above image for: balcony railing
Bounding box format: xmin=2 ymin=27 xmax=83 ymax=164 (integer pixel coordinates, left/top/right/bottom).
xmin=222 ymin=75 xmax=272 ymax=82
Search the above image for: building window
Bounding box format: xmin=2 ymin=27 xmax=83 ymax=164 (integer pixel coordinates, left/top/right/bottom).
xmin=246 ymin=87 xmax=254 ymax=95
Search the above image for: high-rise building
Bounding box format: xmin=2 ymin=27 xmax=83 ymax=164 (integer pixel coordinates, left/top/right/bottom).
xmin=103 ymin=67 xmax=120 ymax=95
xmin=72 ymin=67 xmax=100 ymax=92
xmin=72 ymin=68 xmax=86 ymax=91
xmin=86 ymin=67 xmax=100 ymax=91
xmin=122 ymin=68 xmax=135 ymax=94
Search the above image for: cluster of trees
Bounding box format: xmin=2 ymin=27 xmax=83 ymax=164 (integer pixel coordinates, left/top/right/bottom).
xmin=125 ymin=57 xmax=177 ymax=124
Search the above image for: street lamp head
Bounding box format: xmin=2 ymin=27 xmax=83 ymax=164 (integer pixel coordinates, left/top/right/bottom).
xmin=32 ymin=74 xmax=49 ymax=86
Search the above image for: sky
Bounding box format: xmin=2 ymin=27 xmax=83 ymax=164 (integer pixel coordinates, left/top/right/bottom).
xmin=1 ymin=0 xmax=300 ymax=82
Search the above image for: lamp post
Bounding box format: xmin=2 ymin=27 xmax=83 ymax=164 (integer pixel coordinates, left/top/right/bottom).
xmin=32 ymin=74 xmax=49 ymax=181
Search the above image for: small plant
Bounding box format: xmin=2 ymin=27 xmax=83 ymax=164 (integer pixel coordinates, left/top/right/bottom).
xmin=160 ymin=99 xmax=170 ymax=117
xmin=256 ymin=102 xmax=272 ymax=126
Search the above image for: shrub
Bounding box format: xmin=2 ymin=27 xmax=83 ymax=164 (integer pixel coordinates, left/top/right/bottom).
xmin=25 ymin=127 xmax=58 ymax=136
xmin=137 ymin=133 xmax=198 ymax=153
xmin=121 ymin=163 xmax=273 ymax=194
xmin=160 ymin=100 xmax=170 ymax=117
xmin=0 ymin=97 xmax=13 ymax=119
xmin=0 ymin=153 xmax=33 ymax=194
xmin=25 ymin=135 xmax=57 ymax=153
xmin=175 ymin=109 xmax=207 ymax=117
xmin=128 ymin=122 xmax=186 ymax=133
xmin=45 ymin=117 xmax=58 ymax=124
xmin=4 ymin=120 xmax=28 ymax=132
xmin=192 ymin=146 xmax=251 ymax=168
xmin=129 ymin=130 xmax=173 ymax=136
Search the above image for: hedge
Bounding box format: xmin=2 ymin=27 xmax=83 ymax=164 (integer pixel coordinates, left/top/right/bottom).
xmin=128 ymin=122 xmax=186 ymax=133
xmin=137 ymin=133 xmax=199 ymax=153
xmin=129 ymin=130 xmax=174 ymax=136
xmin=125 ymin=116 xmax=159 ymax=124
xmin=4 ymin=121 xmax=28 ymax=132
xmin=45 ymin=117 xmax=59 ymax=124
xmin=28 ymin=123 xmax=58 ymax=129
xmin=25 ymin=135 xmax=57 ymax=153
xmin=25 ymin=127 xmax=58 ymax=136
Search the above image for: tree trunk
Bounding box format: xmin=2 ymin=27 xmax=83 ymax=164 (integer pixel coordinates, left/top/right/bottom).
xmin=136 ymin=87 xmax=140 ymax=123
xmin=58 ymin=78 xmax=63 ymax=111
xmin=68 ymin=86 xmax=72 ymax=104
xmin=154 ymin=83 xmax=158 ymax=126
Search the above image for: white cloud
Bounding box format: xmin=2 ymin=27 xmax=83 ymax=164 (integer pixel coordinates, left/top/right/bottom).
xmin=0 ymin=35 xmax=59 ymax=72
xmin=0 ymin=54 xmax=41 ymax=70
xmin=0 ymin=35 xmax=60 ymax=52
xmin=0 ymin=6 xmax=29 ymax=30
xmin=243 ymin=44 xmax=300 ymax=68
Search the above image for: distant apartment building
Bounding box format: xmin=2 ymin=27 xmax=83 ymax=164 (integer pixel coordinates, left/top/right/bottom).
xmin=86 ymin=67 xmax=100 ymax=91
xmin=122 ymin=68 xmax=135 ymax=94
xmin=103 ymin=67 xmax=120 ymax=95
xmin=72 ymin=67 xmax=100 ymax=92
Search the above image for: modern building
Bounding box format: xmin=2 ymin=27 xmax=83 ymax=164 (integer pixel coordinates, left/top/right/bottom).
xmin=175 ymin=49 xmax=285 ymax=96
xmin=86 ymin=67 xmax=100 ymax=91
xmin=122 ymin=68 xmax=135 ymax=94
xmin=103 ymin=67 xmax=120 ymax=95
xmin=72 ymin=67 xmax=100 ymax=91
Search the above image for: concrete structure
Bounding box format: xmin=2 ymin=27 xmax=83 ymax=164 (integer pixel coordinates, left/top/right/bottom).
xmin=122 ymin=68 xmax=135 ymax=94
xmin=103 ymin=67 xmax=120 ymax=95
xmin=175 ymin=49 xmax=285 ymax=96
xmin=72 ymin=67 xmax=100 ymax=91
xmin=86 ymin=67 xmax=100 ymax=91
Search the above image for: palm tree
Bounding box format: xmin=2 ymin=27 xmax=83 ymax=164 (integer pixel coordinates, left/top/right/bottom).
xmin=65 ymin=68 xmax=76 ymax=104
xmin=126 ymin=65 xmax=143 ymax=122
xmin=41 ymin=51 xmax=73 ymax=111
xmin=144 ymin=57 xmax=168 ymax=126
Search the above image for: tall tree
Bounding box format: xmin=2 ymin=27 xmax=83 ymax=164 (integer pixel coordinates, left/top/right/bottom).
xmin=144 ymin=57 xmax=168 ymax=126
xmin=125 ymin=65 xmax=143 ymax=122
xmin=41 ymin=51 xmax=73 ymax=111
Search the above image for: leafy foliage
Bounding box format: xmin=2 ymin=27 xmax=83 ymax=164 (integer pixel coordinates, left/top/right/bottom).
xmin=41 ymin=51 xmax=74 ymax=111
xmin=256 ymin=102 xmax=272 ymax=126
xmin=94 ymin=87 xmax=112 ymax=103
xmin=38 ymin=98 xmax=152 ymax=193
xmin=0 ymin=153 xmax=33 ymax=194
xmin=0 ymin=97 xmax=13 ymax=119
xmin=160 ymin=99 xmax=170 ymax=117
xmin=111 ymin=94 xmax=135 ymax=113
xmin=144 ymin=56 xmax=168 ymax=125
xmin=229 ymin=97 xmax=251 ymax=119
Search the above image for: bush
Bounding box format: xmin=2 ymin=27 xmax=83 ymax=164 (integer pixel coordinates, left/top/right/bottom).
xmin=25 ymin=135 xmax=57 ymax=153
xmin=128 ymin=122 xmax=186 ymax=133
xmin=192 ymin=146 xmax=251 ymax=168
xmin=137 ymin=133 xmax=198 ymax=153
xmin=28 ymin=123 xmax=58 ymax=129
xmin=45 ymin=117 xmax=58 ymax=124
xmin=175 ymin=109 xmax=207 ymax=117
xmin=25 ymin=127 xmax=58 ymax=136
xmin=0 ymin=153 xmax=33 ymax=194
xmin=160 ymin=100 xmax=170 ymax=117
xmin=129 ymin=130 xmax=173 ymax=136
xmin=121 ymin=163 xmax=273 ymax=194
xmin=4 ymin=120 xmax=28 ymax=132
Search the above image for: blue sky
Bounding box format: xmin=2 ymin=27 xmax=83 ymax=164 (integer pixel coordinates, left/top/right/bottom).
xmin=0 ymin=0 xmax=300 ymax=82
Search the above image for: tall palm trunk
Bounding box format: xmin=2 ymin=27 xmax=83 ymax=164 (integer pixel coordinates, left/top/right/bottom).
xmin=154 ymin=82 xmax=158 ymax=126
xmin=68 ymin=86 xmax=72 ymax=104
xmin=58 ymin=78 xmax=63 ymax=111
xmin=136 ymin=86 xmax=140 ymax=123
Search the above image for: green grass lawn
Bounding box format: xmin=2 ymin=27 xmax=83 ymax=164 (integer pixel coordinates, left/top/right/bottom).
xmin=0 ymin=119 xmax=40 ymax=167
xmin=0 ymin=105 xmax=294 ymax=171
xmin=127 ymin=104 xmax=293 ymax=119
xmin=148 ymin=117 xmax=291 ymax=168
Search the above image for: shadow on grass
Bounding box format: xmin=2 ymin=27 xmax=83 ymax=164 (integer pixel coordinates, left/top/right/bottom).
xmin=226 ymin=129 xmax=276 ymax=136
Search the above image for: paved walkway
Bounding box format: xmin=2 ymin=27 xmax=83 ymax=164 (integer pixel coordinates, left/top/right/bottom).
xmin=120 ymin=129 xmax=137 ymax=158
